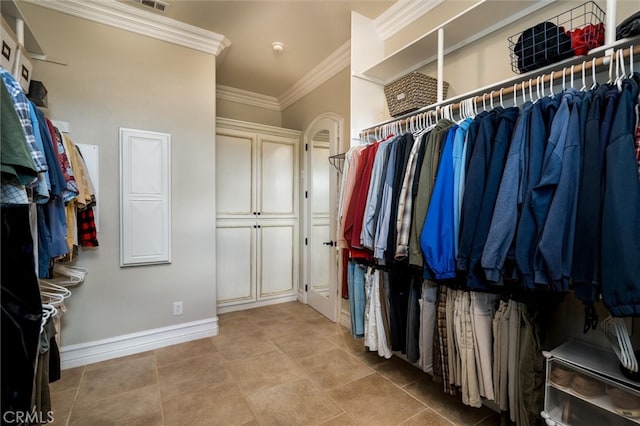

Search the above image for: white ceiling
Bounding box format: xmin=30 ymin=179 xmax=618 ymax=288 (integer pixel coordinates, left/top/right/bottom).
xmin=146 ymin=0 xmax=394 ymax=97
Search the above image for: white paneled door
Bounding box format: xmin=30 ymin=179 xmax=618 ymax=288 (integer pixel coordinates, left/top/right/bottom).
xmin=304 ymin=114 xmax=342 ymax=322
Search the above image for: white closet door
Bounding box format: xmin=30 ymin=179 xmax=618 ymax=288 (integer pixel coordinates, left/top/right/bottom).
xmin=216 ymin=131 xmax=255 ymax=218
xmin=258 ymin=220 xmax=296 ymax=298
xmin=120 ymin=128 xmax=171 ymax=266
xmin=216 ymin=221 xmax=255 ymax=305
xmin=259 ymin=136 xmax=296 ymax=217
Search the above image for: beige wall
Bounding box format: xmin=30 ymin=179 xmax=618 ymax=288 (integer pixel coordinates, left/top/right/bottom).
xmin=281 ymin=67 xmax=351 ymax=151
xmin=217 ymin=98 xmax=282 ymax=127
xmin=20 ymin=2 xmax=218 ymax=346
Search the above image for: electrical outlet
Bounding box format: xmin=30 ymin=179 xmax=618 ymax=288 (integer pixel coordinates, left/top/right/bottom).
xmin=173 ymin=301 xmax=183 ymax=315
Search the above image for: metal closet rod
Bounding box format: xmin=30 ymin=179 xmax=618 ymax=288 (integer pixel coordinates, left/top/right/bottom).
xmin=360 ymin=43 xmax=640 ymax=138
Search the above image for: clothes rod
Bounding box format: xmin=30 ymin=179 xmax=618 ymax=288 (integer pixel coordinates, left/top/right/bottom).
xmin=360 ymin=43 xmax=640 ymax=137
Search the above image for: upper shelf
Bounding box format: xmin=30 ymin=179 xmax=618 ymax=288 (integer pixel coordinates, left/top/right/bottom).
xmin=1 ymin=0 xmax=44 ymax=55
xmin=360 ymin=0 xmax=555 ymax=84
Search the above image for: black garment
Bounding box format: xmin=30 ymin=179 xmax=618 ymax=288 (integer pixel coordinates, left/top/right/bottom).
xmin=385 ymin=133 xmax=414 ymax=264
xmin=617 ymin=11 xmax=640 ymax=40
xmin=405 ymin=275 xmax=422 ymax=363
xmin=572 ymin=84 xmax=608 ymax=301
xmin=388 ymin=266 xmax=411 ymax=352
xmin=1 ymin=206 xmax=43 ymax=418
xmin=514 ymin=22 xmax=574 ymax=73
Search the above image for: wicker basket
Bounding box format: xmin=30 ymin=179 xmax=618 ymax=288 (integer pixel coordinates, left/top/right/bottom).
xmin=384 ymin=72 xmax=448 ymax=117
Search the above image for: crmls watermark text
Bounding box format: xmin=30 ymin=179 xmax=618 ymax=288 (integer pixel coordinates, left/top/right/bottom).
xmin=2 ymin=410 xmax=54 ymax=424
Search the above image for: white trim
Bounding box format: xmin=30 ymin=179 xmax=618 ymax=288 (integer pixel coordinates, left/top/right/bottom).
xmin=216 ymin=295 xmax=298 ymax=314
xmin=216 ymin=117 xmax=301 ymax=138
xmin=374 ymin=0 xmax=445 ymax=41
xmin=216 ymin=85 xmax=281 ymax=111
xmin=279 ymin=41 xmax=350 ymax=110
xmin=60 ymin=317 xmax=219 ymax=369
xmin=25 ymin=0 xmax=230 ymax=56
xmin=339 ymin=308 xmax=351 ymax=330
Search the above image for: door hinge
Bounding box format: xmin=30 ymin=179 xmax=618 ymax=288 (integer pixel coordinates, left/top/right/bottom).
xmin=305 ymin=237 xmax=308 ymax=245
xmin=305 ymin=143 xmax=308 ymax=151
xmin=305 ymin=284 xmax=308 ymax=292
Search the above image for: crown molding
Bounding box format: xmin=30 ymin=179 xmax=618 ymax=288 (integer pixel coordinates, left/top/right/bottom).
xmin=374 ymin=0 xmax=445 ymax=40
xmin=24 ymin=0 xmax=231 ymax=56
xmin=279 ymin=40 xmax=350 ymax=110
xmin=216 ymin=85 xmax=281 ymax=111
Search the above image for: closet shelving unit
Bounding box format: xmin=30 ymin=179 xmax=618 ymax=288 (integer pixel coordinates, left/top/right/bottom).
xmin=350 ymin=0 xmax=625 ymax=138
xmin=1 ymin=0 xmax=44 ymax=57
xmin=356 ymin=0 xmax=554 ymax=85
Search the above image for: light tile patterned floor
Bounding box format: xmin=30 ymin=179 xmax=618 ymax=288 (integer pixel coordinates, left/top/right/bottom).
xmin=49 ymin=301 xmax=502 ymax=426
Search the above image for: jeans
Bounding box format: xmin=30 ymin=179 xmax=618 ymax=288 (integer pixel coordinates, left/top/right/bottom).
xmin=348 ymin=261 xmax=367 ymax=338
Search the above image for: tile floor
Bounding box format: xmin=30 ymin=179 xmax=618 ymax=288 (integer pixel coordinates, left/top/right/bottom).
xmin=49 ymin=301 xmax=502 ymax=426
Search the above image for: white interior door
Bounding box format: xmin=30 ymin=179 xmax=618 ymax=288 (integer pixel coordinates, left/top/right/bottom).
xmin=305 ymin=114 xmax=342 ymax=322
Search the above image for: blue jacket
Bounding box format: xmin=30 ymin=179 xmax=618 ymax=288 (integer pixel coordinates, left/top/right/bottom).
xmin=422 ymin=127 xmax=456 ymax=279
xmin=515 ymin=96 xmax=559 ymax=288
xmin=466 ymin=106 xmax=519 ymax=289
xmin=537 ymin=91 xmax=583 ymax=291
xmin=601 ymin=74 xmax=640 ymax=316
xmin=457 ymin=109 xmax=501 ymax=274
xmin=530 ymin=90 xmax=577 ymax=286
xmin=482 ymin=103 xmax=533 ymax=282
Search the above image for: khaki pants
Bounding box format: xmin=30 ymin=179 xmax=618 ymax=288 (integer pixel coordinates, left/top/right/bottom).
xmin=471 ymin=292 xmax=497 ymax=401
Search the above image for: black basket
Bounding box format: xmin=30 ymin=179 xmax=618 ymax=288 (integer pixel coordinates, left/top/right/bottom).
xmin=508 ymin=1 xmax=605 ymax=74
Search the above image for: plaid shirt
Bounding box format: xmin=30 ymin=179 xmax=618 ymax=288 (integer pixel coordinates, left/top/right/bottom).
xmin=1 ymin=69 xmax=47 ymax=173
xmin=395 ymin=132 xmax=427 ymax=260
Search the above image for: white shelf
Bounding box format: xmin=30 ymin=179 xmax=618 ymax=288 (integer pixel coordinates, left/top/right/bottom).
xmin=1 ymin=0 xmax=44 ymax=55
xmin=360 ymin=0 xmax=555 ymax=84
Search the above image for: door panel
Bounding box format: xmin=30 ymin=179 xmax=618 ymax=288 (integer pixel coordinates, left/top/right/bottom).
xmin=259 ymin=222 xmax=295 ymax=298
xmin=260 ymin=137 xmax=295 ymax=216
xmin=216 ymin=132 xmax=254 ymax=217
xmin=310 ymin=220 xmax=330 ymax=295
xmin=216 ymin=223 xmax=255 ymax=305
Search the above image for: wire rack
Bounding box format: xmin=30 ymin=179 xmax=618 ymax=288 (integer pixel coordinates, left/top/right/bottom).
xmin=508 ymin=1 xmax=606 ymax=74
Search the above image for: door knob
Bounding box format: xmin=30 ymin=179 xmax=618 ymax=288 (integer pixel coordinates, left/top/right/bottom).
xmin=322 ymin=241 xmax=336 ymax=246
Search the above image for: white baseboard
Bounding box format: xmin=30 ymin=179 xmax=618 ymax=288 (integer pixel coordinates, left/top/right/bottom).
xmin=216 ymin=295 xmax=298 ymax=314
xmin=61 ymin=317 xmax=218 ymax=370
xmin=339 ymin=308 xmax=351 ymax=330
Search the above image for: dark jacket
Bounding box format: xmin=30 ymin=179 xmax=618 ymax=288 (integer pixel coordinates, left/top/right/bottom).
xmin=515 ymin=95 xmax=559 ymax=288
xmin=601 ymin=74 xmax=640 ymax=316
xmin=466 ymin=106 xmax=519 ymax=289
xmin=572 ymin=84 xmax=609 ymax=301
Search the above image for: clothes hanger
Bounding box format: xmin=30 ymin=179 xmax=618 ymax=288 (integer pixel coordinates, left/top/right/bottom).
xmin=630 ymin=45 xmax=634 ymax=75
xmin=528 ymin=78 xmax=534 ymax=103
xmin=482 ymin=93 xmax=487 ymax=111
xmin=549 ymin=71 xmax=555 ymax=97
xmin=616 ymin=49 xmax=626 ymax=92
xmin=591 ymin=57 xmax=598 ymax=89
xmin=562 ymin=67 xmax=567 ymax=92
xmin=499 ymin=88 xmax=505 ymax=108
xmin=570 ymin=65 xmax=575 ymax=89
xmin=608 ymin=49 xmax=615 ymax=84
xmin=616 ymin=318 xmax=637 ymax=372
xmin=512 ymin=84 xmax=517 ymax=107
xmin=489 ymin=90 xmax=495 ymax=110
xmin=581 ymin=60 xmax=587 ymax=91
